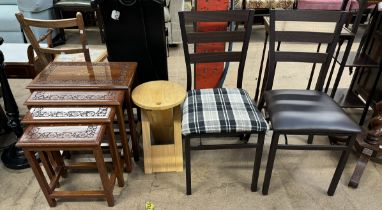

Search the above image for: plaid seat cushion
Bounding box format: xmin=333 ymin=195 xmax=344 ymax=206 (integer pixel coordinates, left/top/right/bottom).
xmin=182 ymin=88 xmax=268 ymax=135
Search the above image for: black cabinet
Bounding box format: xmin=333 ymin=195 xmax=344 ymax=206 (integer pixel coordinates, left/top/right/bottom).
xmin=93 ymin=0 xmax=168 ymax=83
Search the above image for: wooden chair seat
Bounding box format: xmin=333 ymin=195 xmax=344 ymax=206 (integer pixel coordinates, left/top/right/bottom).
xmin=24 ymin=90 xmax=134 ymax=173
xmin=17 ymin=124 xmax=122 ymax=207
xmin=53 ymin=48 xmax=107 ymax=62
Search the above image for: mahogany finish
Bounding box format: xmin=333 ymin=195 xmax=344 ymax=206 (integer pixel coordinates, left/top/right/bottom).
xmin=22 ymin=106 xmax=126 ymax=183
xmin=17 ymin=124 xmax=121 ymax=207
xmin=24 ymin=90 xmax=133 ymax=172
xmin=26 ymin=62 xmax=140 ymax=161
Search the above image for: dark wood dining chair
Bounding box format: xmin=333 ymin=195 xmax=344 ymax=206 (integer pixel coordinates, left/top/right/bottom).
xmin=179 ymin=10 xmax=268 ymax=195
xmin=258 ymin=9 xmax=361 ymax=196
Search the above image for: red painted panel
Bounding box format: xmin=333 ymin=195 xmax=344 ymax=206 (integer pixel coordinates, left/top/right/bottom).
xmin=195 ymin=0 xmax=229 ymax=89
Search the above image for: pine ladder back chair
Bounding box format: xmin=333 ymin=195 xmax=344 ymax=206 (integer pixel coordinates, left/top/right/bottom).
xmin=15 ymin=12 xmax=106 ymax=69
xmin=179 ymin=10 xmax=268 ymax=195
xmin=258 ymin=9 xmax=361 ymax=196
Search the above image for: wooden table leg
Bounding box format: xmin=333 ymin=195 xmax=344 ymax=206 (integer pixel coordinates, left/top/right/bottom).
xmin=348 ymin=148 xmax=373 ymax=188
xmin=125 ymin=90 xmax=140 ymax=161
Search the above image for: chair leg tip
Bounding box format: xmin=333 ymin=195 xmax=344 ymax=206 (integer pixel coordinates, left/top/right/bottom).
xmin=348 ymin=181 xmax=358 ymax=188
xmin=262 ymin=190 xmax=269 ymax=195
xmin=251 ymin=185 xmax=257 ymax=192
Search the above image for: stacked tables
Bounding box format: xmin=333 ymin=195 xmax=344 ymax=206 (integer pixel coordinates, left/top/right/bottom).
xmin=26 ymin=62 xmax=140 ymax=162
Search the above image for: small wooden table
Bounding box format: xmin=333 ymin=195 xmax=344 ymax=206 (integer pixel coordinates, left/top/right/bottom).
xmin=26 ymin=62 xmax=140 ymax=162
xmin=132 ymin=81 xmax=186 ymax=173
xmin=0 ymin=43 xmax=36 ymax=78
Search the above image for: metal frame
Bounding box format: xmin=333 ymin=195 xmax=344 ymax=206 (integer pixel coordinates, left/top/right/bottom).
xmin=259 ymin=9 xmax=360 ymax=196
xmin=179 ymin=10 xmax=267 ymax=195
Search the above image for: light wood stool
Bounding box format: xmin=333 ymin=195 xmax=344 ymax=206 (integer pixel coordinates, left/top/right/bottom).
xmin=17 ymin=124 xmax=120 ymax=207
xmin=132 ymin=81 xmax=186 ymax=173
xmin=22 ymin=106 xmax=125 ymax=187
xmin=24 ymin=90 xmax=133 ymax=172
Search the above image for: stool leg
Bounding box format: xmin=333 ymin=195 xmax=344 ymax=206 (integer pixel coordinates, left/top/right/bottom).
xmin=116 ymin=105 xmax=133 ymax=172
xmin=107 ymin=123 xmax=125 ymax=187
xmin=93 ymin=147 xmax=114 ymax=207
xmin=25 ymin=150 xmax=56 ymax=207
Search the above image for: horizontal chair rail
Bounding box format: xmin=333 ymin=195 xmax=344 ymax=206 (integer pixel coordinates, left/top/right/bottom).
xmin=40 ymin=47 xmax=84 ymax=55
xmin=275 ymin=51 xmax=328 ymax=63
xmin=182 ymin=10 xmax=251 ymax=23
xmin=191 ymin=143 xmax=259 ymax=150
xmin=23 ymin=18 xmax=79 ymax=28
xmin=274 ymin=10 xmax=344 ymax=22
xmin=276 ymin=144 xmax=349 ymax=150
xmin=187 ymin=31 xmax=246 ymax=43
xmin=275 ymin=32 xmax=335 ymax=43
xmin=189 ymin=52 xmax=241 ymax=63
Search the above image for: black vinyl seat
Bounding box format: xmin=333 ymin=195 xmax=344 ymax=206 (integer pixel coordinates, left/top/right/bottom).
xmin=266 ymin=90 xmax=361 ymax=133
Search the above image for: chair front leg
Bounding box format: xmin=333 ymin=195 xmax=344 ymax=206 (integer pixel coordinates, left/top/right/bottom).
xmin=185 ymin=136 xmax=192 ymax=195
xmin=251 ymin=132 xmax=265 ymax=192
xmin=262 ymin=132 xmax=280 ymax=195
xmin=327 ymin=134 xmax=357 ymax=196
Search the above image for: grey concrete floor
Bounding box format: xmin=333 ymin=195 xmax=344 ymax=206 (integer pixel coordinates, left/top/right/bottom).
xmin=0 ymin=24 xmax=381 ymax=209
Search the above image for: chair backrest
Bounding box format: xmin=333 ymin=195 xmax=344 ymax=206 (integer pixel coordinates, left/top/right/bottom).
xmin=15 ymin=12 xmax=90 ymax=67
xmin=264 ymin=9 xmax=348 ymax=92
xmin=178 ymin=10 xmax=255 ymax=90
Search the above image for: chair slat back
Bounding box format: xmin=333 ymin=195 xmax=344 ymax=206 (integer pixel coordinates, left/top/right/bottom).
xmin=179 ymin=10 xmax=255 ymax=90
xmin=15 ymin=12 xmax=91 ymax=67
xmin=265 ymin=9 xmax=348 ymax=92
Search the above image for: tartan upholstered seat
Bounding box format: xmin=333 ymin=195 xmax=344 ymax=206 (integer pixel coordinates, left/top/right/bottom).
xmin=182 ymin=88 xmax=268 ymax=135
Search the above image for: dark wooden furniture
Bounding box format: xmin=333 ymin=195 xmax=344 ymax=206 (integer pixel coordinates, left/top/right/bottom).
xmin=54 ymin=0 xmax=105 ymax=43
xmin=24 ymin=91 xmax=133 ymax=172
xmin=259 ymin=9 xmax=361 ymax=196
xmin=335 ymin=8 xmax=382 ymax=126
xmin=17 ymin=123 xmax=121 ymax=207
xmin=16 ymin=12 xmax=106 ymax=69
xmin=26 ymin=62 xmax=140 ymax=162
xmin=179 ymin=10 xmax=268 ymax=195
xmin=93 ymin=0 xmax=169 ymax=84
xmin=0 ymin=43 xmax=37 ymax=78
xmin=0 ymin=37 xmax=30 ymax=169
xmin=324 ymin=4 xmax=382 ymax=127
xmin=22 ymin=106 xmax=125 ymax=184
xmin=349 ymin=102 xmax=382 ymax=188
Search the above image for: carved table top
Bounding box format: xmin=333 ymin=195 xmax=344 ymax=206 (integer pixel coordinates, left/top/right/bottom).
xmin=24 ymin=90 xmax=124 ymax=107
xmin=27 ymin=62 xmax=137 ymax=90
xmin=17 ymin=125 xmax=105 ymax=148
